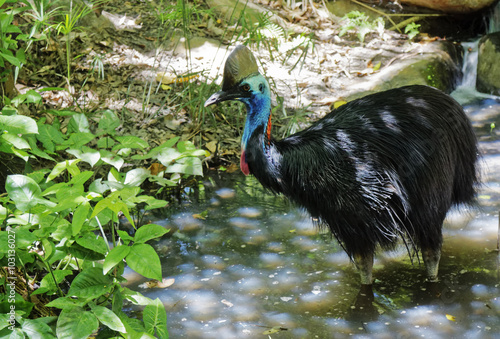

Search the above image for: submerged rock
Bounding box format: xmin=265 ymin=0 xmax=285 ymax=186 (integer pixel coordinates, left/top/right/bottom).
xmin=477 ymin=32 xmax=500 ymax=95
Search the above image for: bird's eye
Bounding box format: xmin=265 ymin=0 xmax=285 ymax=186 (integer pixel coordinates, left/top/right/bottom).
xmin=241 ymin=84 xmax=251 ymax=92
xmin=259 ymin=83 xmax=264 ymax=92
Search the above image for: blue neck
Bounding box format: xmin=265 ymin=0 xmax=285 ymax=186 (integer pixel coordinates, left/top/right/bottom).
xmin=240 ymin=75 xmax=272 ymax=150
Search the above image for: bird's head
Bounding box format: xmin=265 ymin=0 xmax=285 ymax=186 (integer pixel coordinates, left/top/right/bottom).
xmin=205 ymin=45 xmax=272 ymax=176
xmin=204 ymin=45 xmax=270 ymax=109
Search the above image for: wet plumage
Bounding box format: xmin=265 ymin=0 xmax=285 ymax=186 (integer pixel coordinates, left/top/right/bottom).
xmin=205 ymin=45 xmax=478 ymax=284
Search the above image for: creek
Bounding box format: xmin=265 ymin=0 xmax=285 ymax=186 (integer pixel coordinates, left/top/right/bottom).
xmin=123 ymin=5 xmax=500 ymax=338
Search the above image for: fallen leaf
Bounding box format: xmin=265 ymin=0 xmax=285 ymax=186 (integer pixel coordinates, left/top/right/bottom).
xmin=205 ymin=140 xmax=217 ymax=153
xmin=446 ymin=314 xmax=456 ymax=322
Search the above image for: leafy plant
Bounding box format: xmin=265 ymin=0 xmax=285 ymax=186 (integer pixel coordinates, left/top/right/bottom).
xmin=0 ymin=0 xmax=27 ymax=87
xmin=0 ymin=169 xmax=170 ymax=338
xmin=53 ymin=0 xmax=107 ymax=86
xmin=339 ymin=11 xmax=385 ymax=43
xmin=405 ymin=22 xmax=421 ymax=40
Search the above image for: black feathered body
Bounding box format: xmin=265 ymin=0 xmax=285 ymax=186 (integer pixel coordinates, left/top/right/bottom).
xmin=244 ymin=85 xmax=478 ymax=258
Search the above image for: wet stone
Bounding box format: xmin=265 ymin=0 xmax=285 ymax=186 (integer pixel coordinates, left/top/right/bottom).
xmin=172 ymin=212 xmax=203 ymax=232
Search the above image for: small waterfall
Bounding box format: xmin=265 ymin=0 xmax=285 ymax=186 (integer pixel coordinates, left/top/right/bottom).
xmin=488 ymin=0 xmax=500 ymax=33
xmin=460 ymin=41 xmax=479 ymax=88
xmin=451 ymin=1 xmax=500 ymax=104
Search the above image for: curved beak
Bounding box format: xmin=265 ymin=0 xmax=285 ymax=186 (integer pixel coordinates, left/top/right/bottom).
xmin=204 ymin=89 xmax=243 ymax=107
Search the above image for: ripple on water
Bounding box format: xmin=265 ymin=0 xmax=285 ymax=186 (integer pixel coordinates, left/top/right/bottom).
xmin=199 ymin=254 xmax=227 ymax=270
xmin=237 ymin=206 xmax=262 ymax=218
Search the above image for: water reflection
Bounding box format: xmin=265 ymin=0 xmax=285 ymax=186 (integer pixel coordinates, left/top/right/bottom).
xmin=124 ymin=99 xmax=500 ymax=338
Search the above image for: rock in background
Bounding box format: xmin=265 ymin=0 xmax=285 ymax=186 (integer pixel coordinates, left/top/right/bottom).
xmin=477 ymin=32 xmax=500 ymax=95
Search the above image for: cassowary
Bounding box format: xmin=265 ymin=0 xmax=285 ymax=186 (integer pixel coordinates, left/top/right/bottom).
xmin=205 ymin=45 xmax=478 ymax=285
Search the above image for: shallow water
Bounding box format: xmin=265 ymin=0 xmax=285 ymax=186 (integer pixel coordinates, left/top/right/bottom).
xmin=124 ymin=98 xmax=500 ymax=338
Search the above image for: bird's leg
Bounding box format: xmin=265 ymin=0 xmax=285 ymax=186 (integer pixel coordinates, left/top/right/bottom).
xmin=422 ymin=246 xmax=441 ymax=282
xmin=354 ymin=252 xmax=374 ymax=285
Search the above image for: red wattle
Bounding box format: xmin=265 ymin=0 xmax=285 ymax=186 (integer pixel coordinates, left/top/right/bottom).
xmin=240 ymin=150 xmax=250 ymax=175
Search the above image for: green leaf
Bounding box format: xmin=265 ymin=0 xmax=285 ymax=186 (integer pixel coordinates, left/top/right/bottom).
xmin=124 ymin=168 xmax=150 ymax=187
xmin=96 ymin=136 xmax=116 ymax=149
xmin=98 ymin=110 xmax=120 ymax=135
xmin=56 ymin=308 xmax=99 ymax=339
xmin=6 ymin=174 xmax=42 ymax=212
xmin=67 ymin=146 xmax=100 ymax=167
xmin=166 ymin=157 xmax=203 ymax=176
xmin=59 ymin=132 xmax=95 ymax=149
xmin=13 ymin=227 xmax=38 ymax=249
xmin=20 ymin=318 xmax=56 ymax=338
xmin=46 ymin=159 xmax=81 ymax=182
xmin=67 ymin=267 xmax=113 ymax=299
xmin=0 ymin=115 xmax=38 ymax=134
xmin=72 ymin=202 xmax=90 ymax=236
xmin=75 ymin=233 xmax=108 ymax=254
xmin=0 ymin=51 xmax=21 ymax=67
xmin=99 ymin=149 xmax=124 ymax=171
xmin=32 ymin=270 xmax=72 ymax=295
xmin=1 ymin=133 xmax=30 ymax=149
xmin=156 ymin=148 xmax=181 ymax=166
xmin=69 ymin=113 xmax=90 ymax=133
xmin=45 ymin=297 xmax=90 ymax=309
xmin=69 ymin=171 xmax=94 ymax=186
xmin=126 ymin=244 xmax=162 ymax=280
xmin=134 ymin=224 xmax=169 ymax=244
xmin=10 ymin=90 xmax=42 ymax=107
xmin=113 ymin=135 xmax=149 ymax=150
xmin=121 ymin=287 xmax=155 ymax=306
xmin=103 ymin=245 xmax=131 ymax=275
xmin=89 ymin=303 xmax=126 ymax=333
xmin=144 ymin=298 xmax=168 ymax=339
xmin=131 ymin=137 xmax=180 ymax=160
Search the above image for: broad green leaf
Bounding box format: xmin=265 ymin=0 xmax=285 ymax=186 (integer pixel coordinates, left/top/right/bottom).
xmin=126 ymin=244 xmax=162 ymax=280
xmin=72 ymin=202 xmax=90 ymax=236
xmin=0 ymin=115 xmax=38 ymax=134
xmin=131 ymin=137 xmax=180 ymax=160
xmin=32 ymin=270 xmax=72 ymax=295
xmin=56 ymin=308 xmax=98 ymax=339
xmin=6 ymin=174 xmax=42 ymax=212
xmin=89 ymin=178 xmax=109 ymax=195
xmin=69 ymin=113 xmax=90 ymax=133
xmin=20 ymin=318 xmax=56 ymax=338
xmin=100 ymin=149 xmax=124 ymax=170
xmin=10 ymin=90 xmax=42 ymax=107
xmin=0 ymin=51 xmax=21 ymax=67
xmin=103 ymin=245 xmax=130 ymax=275
xmin=176 ymin=140 xmax=197 ymax=153
xmin=156 ymin=148 xmax=181 ymax=166
xmin=75 ymin=233 xmax=108 ymax=254
xmin=166 ymin=157 xmax=203 ymax=176
xmin=124 ymin=168 xmax=150 ymax=187
xmin=96 ymin=136 xmax=116 ymax=149
xmin=98 ymin=110 xmax=121 ymax=135
xmin=67 ymin=267 xmax=113 ymax=299
xmin=59 ymin=132 xmax=95 ymax=149
xmin=1 ymin=133 xmax=30 ymax=149
xmin=145 ymin=198 xmax=169 ymax=210
xmin=113 ymin=135 xmax=149 ymax=150
xmin=121 ymin=287 xmax=155 ymax=306
xmin=134 ymin=224 xmax=169 ymax=244
xmin=45 ymin=297 xmax=90 ymax=309
xmin=89 ymin=303 xmax=126 ymax=333
xmin=67 ymin=146 xmax=100 ymax=167
xmin=41 ymin=238 xmax=55 ymax=259
xmin=144 ymin=298 xmax=168 ymax=339
xmin=46 ymin=159 xmax=81 ymax=182
xmin=69 ymin=171 xmax=94 ymax=186
xmin=13 ymin=227 xmax=37 ymax=249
